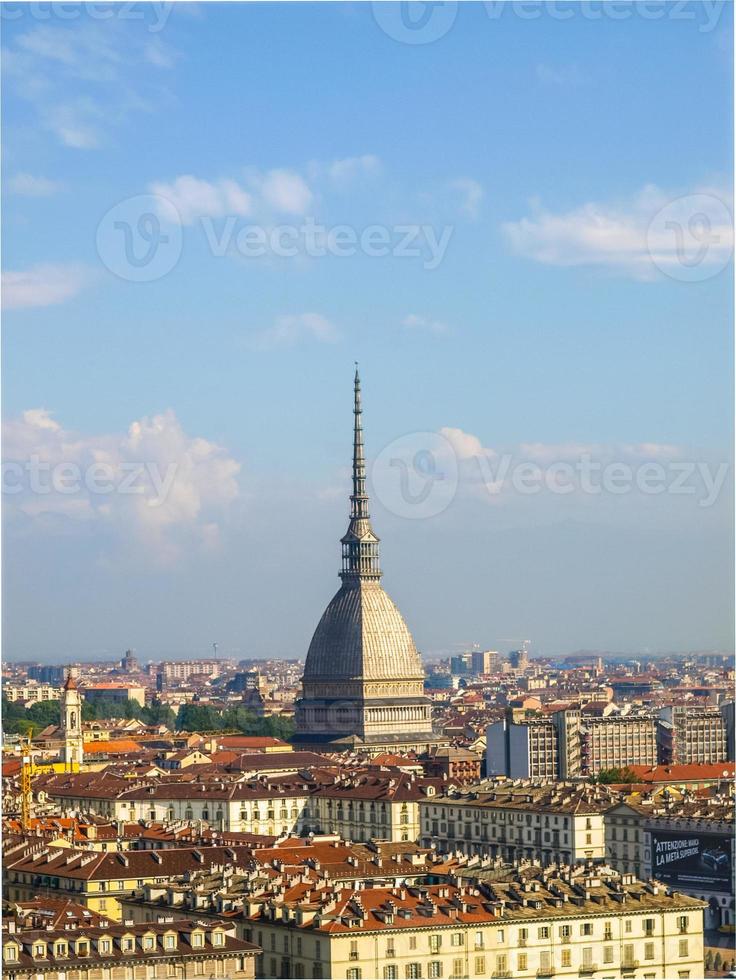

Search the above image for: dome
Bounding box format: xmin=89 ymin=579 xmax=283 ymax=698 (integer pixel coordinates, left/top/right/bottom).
xmin=304 ymin=579 xmax=424 ymax=682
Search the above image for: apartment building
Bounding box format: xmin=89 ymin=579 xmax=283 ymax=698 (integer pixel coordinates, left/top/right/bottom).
xmin=580 ymin=716 xmax=658 ymax=774
xmin=124 ymin=864 xmax=706 ymax=980
xmin=2 ymin=917 xmax=259 ymax=980
xmin=605 ymin=797 xmax=734 ymax=930
xmin=419 ymin=783 xmax=613 ymax=864
xmin=38 ymin=770 xmax=440 ymax=844
xmin=4 ymin=683 xmax=63 ymax=705
xmin=658 ymin=706 xmax=727 ymax=764
xmin=3 ymin=842 xmax=258 ymax=918
xmin=487 ymin=717 xmax=559 ymax=779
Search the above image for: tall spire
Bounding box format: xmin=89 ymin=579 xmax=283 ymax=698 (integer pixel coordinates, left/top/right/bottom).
xmin=351 ymin=364 xmax=368 ymax=521
xmin=340 ymin=365 xmax=381 ymax=581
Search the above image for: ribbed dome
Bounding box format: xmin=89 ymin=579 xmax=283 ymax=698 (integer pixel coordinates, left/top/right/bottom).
xmin=304 ymin=579 xmax=424 ymax=682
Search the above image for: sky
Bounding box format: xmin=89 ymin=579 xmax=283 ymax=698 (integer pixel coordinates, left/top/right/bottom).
xmin=2 ymin=1 xmax=733 ymax=663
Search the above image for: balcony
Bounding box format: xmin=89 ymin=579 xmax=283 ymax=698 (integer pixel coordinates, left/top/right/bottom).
xmin=578 ymin=967 xmax=597 ymax=976
xmin=537 ymin=970 xmax=556 ymax=978
xmin=621 ymin=961 xmax=639 ymax=973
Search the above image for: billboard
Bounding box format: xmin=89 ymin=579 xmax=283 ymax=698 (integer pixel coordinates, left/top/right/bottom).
xmin=652 ymin=831 xmax=733 ymax=893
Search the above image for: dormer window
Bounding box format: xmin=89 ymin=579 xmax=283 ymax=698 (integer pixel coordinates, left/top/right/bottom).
xmin=34 ymin=944 xmax=47 ymax=959
xmin=143 ymin=935 xmax=155 ymax=951
xmin=164 ymin=935 xmax=177 ymax=950
xmin=4 ymin=945 xmax=19 ymax=962
xmin=77 ymin=942 xmax=90 ymax=956
xmin=122 ymin=936 xmax=135 ymax=952
xmin=99 ymin=938 xmax=112 ymax=954
xmin=212 ymin=931 xmax=225 ymax=947
xmin=55 ymin=943 xmax=68 ymax=957
xmin=191 ymin=932 xmax=204 ymax=948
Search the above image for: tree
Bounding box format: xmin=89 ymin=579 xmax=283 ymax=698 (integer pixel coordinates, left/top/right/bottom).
xmin=1 ymin=697 xmax=61 ymax=735
xmin=596 ymin=767 xmax=639 ymax=784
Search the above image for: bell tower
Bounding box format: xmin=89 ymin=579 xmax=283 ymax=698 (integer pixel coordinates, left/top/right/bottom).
xmin=61 ymin=668 xmax=84 ymax=769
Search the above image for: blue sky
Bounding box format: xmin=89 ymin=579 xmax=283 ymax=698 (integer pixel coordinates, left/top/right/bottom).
xmin=2 ymin=1 xmax=733 ymax=662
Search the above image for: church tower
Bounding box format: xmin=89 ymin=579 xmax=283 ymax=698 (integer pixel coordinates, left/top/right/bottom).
xmin=295 ymin=368 xmax=435 ymax=752
xmin=61 ymin=669 xmax=84 ymax=769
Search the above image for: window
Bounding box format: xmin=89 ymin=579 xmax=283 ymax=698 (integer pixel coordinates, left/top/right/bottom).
xmin=644 ymin=943 xmax=654 ymax=961
xmin=474 ymin=956 xmax=485 ymax=975
xmin=429 ymin=936 xmax=441 ymax=953
xmin=123 ymin=938 xmax=134 ymax=952
xmin=474 ymin=931 xmax=484 ymax=950
xmin=677 ymin=916 xmax=689 ymax=934
xmin=538 ymin=926 xmax=550 ymax=939
xmin=191 ymin=933 xmax=204 ymax=949
xmin=406 ymin=965 xmax=421 ymax=980
xmin=5 ymin=947 xmax=18 ymax=962
xmin=559 ymin=924 xmax=571 ymax=940
xmin=561 ymin=950 xmax=571 ymax=968
xmin=144 ymin=936 xmax=155 ymax=950
xmin=518 ymin=927 xmax=528 ymax=946
xmin=165 ymin=935 xmax=176 ymax=950
xmin=55 ymin=943 xmax=67 ymax=957
xmin=679 ymin=939 xmax=689 ymax=957
xmin=644 ymin=918 xmax=655 ymax=936
xmin=350 ymin=941 xmax=359 ymax=961
xmin=451 ymin=933 xmax=463 ymax=947
xmin=495 ymin=955 xmax=507 ymax=975
xmin=518 ymin=953 xmax=527 ymax=971
xmin=582 ymin=948 xmax=593 ymax=968
xmin=625 ymin=920 xmax=632 ymax=933
xmin=604 ymin=947 xmax=614 ymax=964
xmin=428 ymin=964 xmax=442 ymax=979
xmin=34 ymin=945 xmax=46 ymax=958
xmin=409 ymin=937 xmax=417 ymax=951
xmin=452 ymin=960 xmax=463 ymax=979
xmin=385 ymin=968 xmax=398 ymax=980
xmin=346 ymin=971 xmax=361 ymax=980
xmin=100 ymin=940 xmax=111 ymax=954
xmin=581 ymin=922 xmax=593 ymax=936
xmin=387 ymin=941 xmax=396 ymax=958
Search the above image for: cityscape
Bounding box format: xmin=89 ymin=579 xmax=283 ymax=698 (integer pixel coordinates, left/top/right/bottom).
xmin=2 ymin=4 xmax=734 ymax=980
xmin=2 ymin=367 xmax=734 ymax=979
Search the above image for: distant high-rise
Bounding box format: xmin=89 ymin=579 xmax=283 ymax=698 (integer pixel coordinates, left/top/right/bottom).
xmin=294 ymin=369 xmax=436 ymax=753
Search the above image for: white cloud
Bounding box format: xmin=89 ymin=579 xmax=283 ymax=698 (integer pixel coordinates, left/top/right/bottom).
xmin=449 ymin=177 xmax=484 ymax=219
xmin=150 ymin=168 xmax=314 ymax=223
xmin=2 ymin=263 xmax=91 ymax=310
xmin=149 ymin=175 xmax=253 ymax=225
xmin=257 ymin=169 xmax=313 ymax=215
xmin=402 ymin=313 xmax=450 ymax=336
xmin=3 ymin=408 xmax=241 ymax=564
xmin=6 ymin=173 xmax=64 ymax=196
xmin=254 ymin=313 xmax=339 ymax=348
xmin=328 ymin=154 xmax=382 ymax=184
xmin=440 ymin=427 xmax=496 ymax=461
xmin=503 ymin=184 xmax=734 ymax=279
xmin=4 ymin=21 xmax=178 ymax=150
